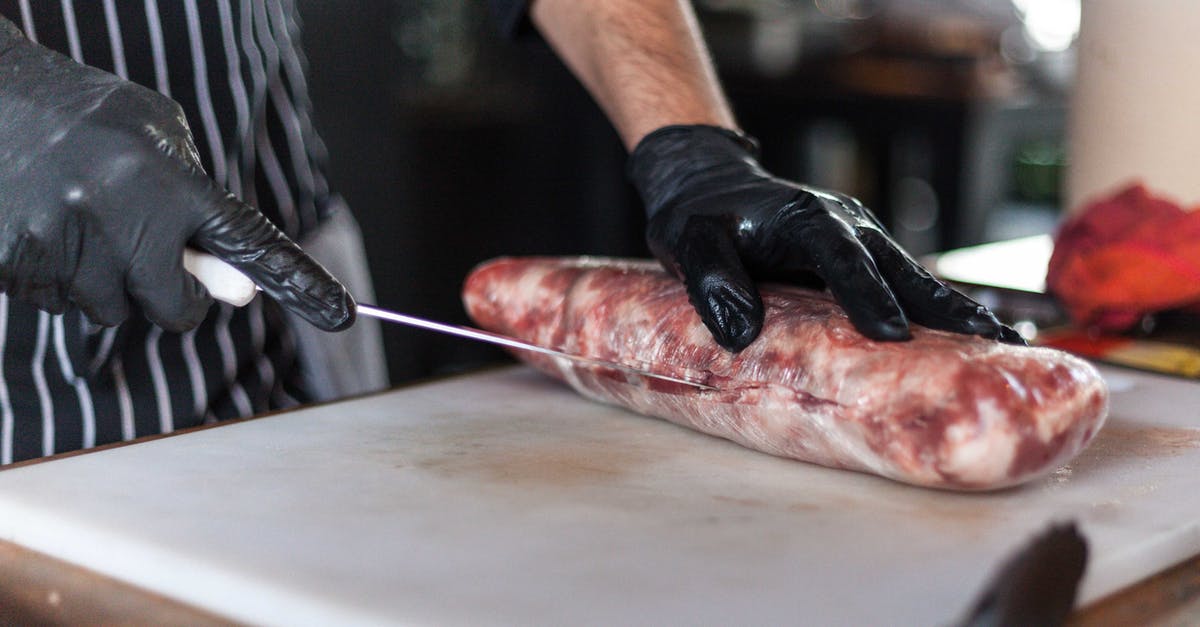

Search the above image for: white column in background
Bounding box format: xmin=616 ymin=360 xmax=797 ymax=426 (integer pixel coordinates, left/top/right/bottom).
xmin=1068 ymin=1 xmax=1200 ymax=212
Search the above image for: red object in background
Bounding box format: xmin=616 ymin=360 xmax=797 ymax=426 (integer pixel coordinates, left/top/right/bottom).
xmin=1047 ymin=183 xmax=1200 ymax=331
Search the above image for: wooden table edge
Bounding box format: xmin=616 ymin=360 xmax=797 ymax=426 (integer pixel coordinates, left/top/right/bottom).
xmin=0 ymin=539 xmax=235 ymax=625
xmin=4 ymin=535 xmax=1199 ymax=626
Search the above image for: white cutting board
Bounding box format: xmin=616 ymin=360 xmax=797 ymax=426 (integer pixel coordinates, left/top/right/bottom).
xmin=0 ymin=365 xmax=1197 ymax=626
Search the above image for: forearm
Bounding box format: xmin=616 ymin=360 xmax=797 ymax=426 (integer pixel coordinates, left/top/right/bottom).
xmin=529 ymin=0 xmax=736 ymax=150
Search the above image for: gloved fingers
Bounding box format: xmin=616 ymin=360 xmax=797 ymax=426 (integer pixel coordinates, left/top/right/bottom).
xmin=670 ymin=216 xmax=764 ymax=352
xmin=72 ymin=284 xmax=131 ymax=327
xmin=790 ymin=215 xmax=911 ymax=341
xmin=68 ymin=249 xmax=130 ymax=327
xmin=185 ymin=176 xmax=355 ymax=332
xmin=861 ymin=230 xmax=1025 ymax=345
xmin=150 ymin=128 xmax=205 ymax=173
xmin=143 ymin=107 xmax=207 ymax=173
xmin=1 ymin=234 xmax=71 ymax=315
xmin=996 ymin=324 xmax=1027 ymax=345
xmin=125 ymin=247 xmax=213 ymax=333
xmin=57 ymin=216 xmax=131 ymax=325
xmin=857 ymin=206 xmax=891 ymax=234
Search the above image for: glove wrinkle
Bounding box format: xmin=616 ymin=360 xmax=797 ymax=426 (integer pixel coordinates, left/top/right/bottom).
xmin=145 ymin=123 xmax=205 ymax=171
xmin=696 ymin=280 xmax=761 ymax=352
xmin=58 ymin=210 xmax=86 ymax=305
xmin=667 ymin=213 xmax=763 ymax=352
xmin=192 ymin=196 xmax=355 ymax=332
xmin=997 ymin=325 xmax=1027 ymax=345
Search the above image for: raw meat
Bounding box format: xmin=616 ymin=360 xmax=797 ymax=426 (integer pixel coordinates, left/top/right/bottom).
xmin=462 ymin=257 xmax=1109 ymax=490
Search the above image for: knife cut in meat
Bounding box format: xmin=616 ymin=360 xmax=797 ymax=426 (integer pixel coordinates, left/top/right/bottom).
xmin=462 ymin=257 xmax=1109 ymax=490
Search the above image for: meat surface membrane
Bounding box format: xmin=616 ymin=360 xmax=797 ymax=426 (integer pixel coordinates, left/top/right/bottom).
xmin=463 ymin=257 xmax=1109 ymax=490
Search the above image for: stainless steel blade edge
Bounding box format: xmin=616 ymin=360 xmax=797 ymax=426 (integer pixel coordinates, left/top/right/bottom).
xmin=356 ymin=304 xmax=717 ymax=391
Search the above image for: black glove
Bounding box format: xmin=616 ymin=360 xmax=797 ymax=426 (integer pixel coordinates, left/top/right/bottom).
xmin=0 ymin=17 xmax=353 ymax=333
xmin=629 ymin=125 xmax=1022 ymax=351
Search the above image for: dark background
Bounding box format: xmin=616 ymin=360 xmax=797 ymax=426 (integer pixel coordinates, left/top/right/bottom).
xmin=296 ymin=1 xmax=1073 ymax=384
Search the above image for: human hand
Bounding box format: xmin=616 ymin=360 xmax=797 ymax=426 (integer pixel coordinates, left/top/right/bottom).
xmin=628 ymin=125 xmax=1022 ymax=351
xmin=0 ymin=17 xmax=353 ymax=332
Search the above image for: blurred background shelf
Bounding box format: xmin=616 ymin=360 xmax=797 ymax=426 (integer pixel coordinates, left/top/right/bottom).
xmin=297 ymin=0 xmax=1078 ymax=384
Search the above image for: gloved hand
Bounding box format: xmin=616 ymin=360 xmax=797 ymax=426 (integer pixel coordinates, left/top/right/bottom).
xmin=628 ymin=125 xmax=1022 ymax=351
xmin=0 ymin=17 xmax=353 ymax=332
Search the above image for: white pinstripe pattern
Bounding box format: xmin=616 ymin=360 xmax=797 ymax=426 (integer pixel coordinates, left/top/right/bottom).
xmin=248 ymin=296 xmax=274 ymax=410
xmin=263 ymin=0 xmax=317 ymax=230
xmin=272 ymin=379 xmax=300 ymax=408
xmin=102 ymin=0 xmax=128 ymax=79
xmin=144 ymin=0 xmax=178 ymax=437
xmin=145 ymin=326 xmax=173 ymax=434
xmin=278 ymin=0 xmax=331 ymax=202
xmin=59 ymin=0 xmax=82 ymax=67
xmin=184 ymin=0 xmax=227 ymax=184
xmin=2 ymin=1 xmax=324 ymax=461
xmin=53 ymin=316 xmax=96 ymax=448
xmin=216 ymin=0 xmax=252 ymax=202
xmin=32 ymin=312 xmax=54 ymax=456
xmin=182 ymin=329 xmax=207 ymax=420
xmin=17 ymin=0 xmax=35 ymax=40
xmin=220 ymin=0 xmax=277 ymax=413
xmin=243 ymin=0 xmax=299 ymax=236
xmin=271 ymin=306 xmax=300 ymax=408
xmin=144 ymin=0 xmax=170 ymax=97
xmin=54 ymin=1 xmax=99 ymax=455
xmin=86 ymin=326 xmax=118 ymax=376
xmin=185 ymin=0 xmax=253 ymax=419
xmin=0 ymin=295 xmax=13 ymax=465
xmin=216 ymin=304 xmax=252 ymax=416
xmin=111 ymin=357 xmax=135 ymax=441
xmin=260 ymin=0 xmax=325 ymax=403
xmin=272 ymin=0 xmax=331 ymax=207
xmin=253 ymin=106 xmax=300 ymax=236
xmin=179 ymin=0 xmax=226 ymax=425
xmin=258 ymin=0 xmax=304 ymax=402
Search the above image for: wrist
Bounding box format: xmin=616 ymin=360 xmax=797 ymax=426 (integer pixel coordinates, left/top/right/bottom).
xmin=633 ymin=124 xmax=760 ymax=157
xmin=627 ymin=124 xmax=763 ymax=217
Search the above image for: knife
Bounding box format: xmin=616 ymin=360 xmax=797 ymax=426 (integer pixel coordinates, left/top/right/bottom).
xmin=183 ymin=250 xmax=718 ymax=391
xmin=954 ymin=521 xmax=1088 ymax=627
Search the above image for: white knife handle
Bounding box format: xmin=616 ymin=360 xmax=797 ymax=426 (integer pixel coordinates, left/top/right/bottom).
xmin=183 ymin=249 xmax=257 ymax=307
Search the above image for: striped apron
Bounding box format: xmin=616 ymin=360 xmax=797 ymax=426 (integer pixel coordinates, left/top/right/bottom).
xmin=0 ymin=0 xmax=384 ymax=464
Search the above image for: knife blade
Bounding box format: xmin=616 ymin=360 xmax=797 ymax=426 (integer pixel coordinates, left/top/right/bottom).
xmin=954 ymin=521 xmax=1088 ymax=627
xmin=183 ymin=250 xmax=718 ymax=391
xmin=356 ymin=304 xmax=717 ymax=390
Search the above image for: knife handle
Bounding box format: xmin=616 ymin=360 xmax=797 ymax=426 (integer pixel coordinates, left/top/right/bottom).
xmin=183 ymin=249 xmax=257 ymax=307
